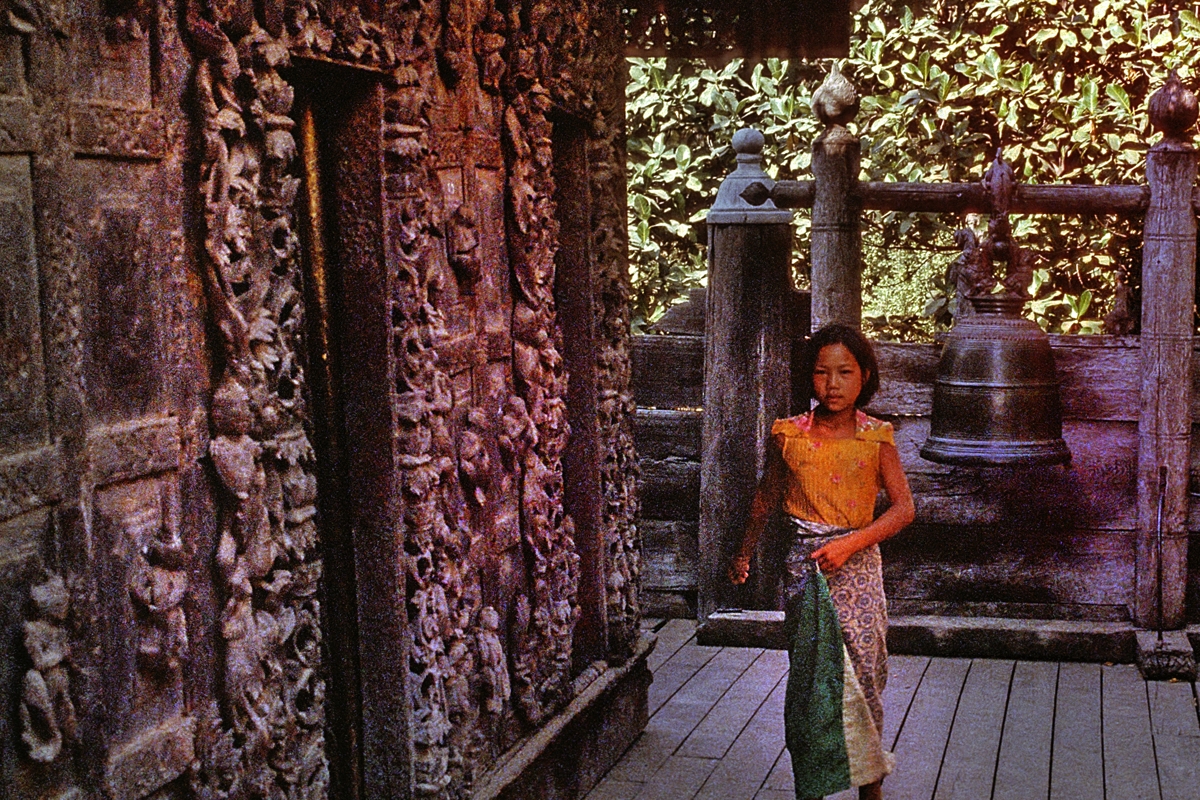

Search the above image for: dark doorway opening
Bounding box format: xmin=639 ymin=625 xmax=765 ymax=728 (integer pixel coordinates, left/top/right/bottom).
xmin=292 ymin=63 xmax=405 ymax=800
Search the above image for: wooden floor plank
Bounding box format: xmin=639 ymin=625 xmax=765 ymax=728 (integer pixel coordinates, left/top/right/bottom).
xmin=584 ymin=775 xmax=643 ymax=800
xmin=1101 ymin=664 xmax=1159 ymax=800
xmin=933 ymin=659 xmax=1014 ymax=800
xmin=648 ymin=618 xmax=698 ymax=673
xmin=694 ymin=672 xmax=789 ymax=800
xmin=887 ymin=657 xmax=971 ymax=800
xmin=637 ymin=755 xmax=718 ymax=800
xmin=993 ymin=660 xmax=1057 ymax=800
xmin=1051 ymin=661 xmax=1104 ymax=800
xmin=607 ymin=646 xmax=760 ymax=783
xmin=752 ymin=791 xmax=794 ymax=800
xmin=884 ymin=655 xmax=931 ymax=752
xmin=763 ymin=749 xmax=793 ymax=792
xmin=588 ymin=645 xmax=1200 ymax=800
xmin=648 ymin=642 xmax=722 ymax=716
xmin=1147 ymin=680 xmax=1200 ymax=800
xmin=679 ymin=648 xmax=787 ymax=759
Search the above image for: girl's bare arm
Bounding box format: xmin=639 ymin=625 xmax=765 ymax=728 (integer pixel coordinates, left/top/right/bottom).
xmin=729 ymin=438 xmax=787 ymax=584
xmin=811 ymin=442 xmax=915 ymax=572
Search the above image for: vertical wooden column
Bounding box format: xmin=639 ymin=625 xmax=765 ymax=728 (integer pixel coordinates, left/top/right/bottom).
xmin=810 ymin=67 xmax=862 ymax=331
xmin=552 ymin=118 xmax=608 ymax=667
xmin=1135 ymin=72 xmax=1198 ymax=630
xmin=699 ymin=129 xmax=794 ymax=618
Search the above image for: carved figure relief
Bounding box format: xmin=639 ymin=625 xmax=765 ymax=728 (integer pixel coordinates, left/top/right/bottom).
xmin=127 ymin=498 xmax=189 ymax=678
xmin=477 ymin=605 xmax=510 ymax=713
xmin=447 ymin=203 xmax=482 ymax=296
xmin=586 ymin=3 xmax=642 ymax=655
xmin=18 ymin=574 xmax=76 ymax=764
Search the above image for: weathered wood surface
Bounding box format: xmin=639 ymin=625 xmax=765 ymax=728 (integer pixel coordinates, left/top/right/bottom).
xmin=1051 ymin=662 xmax=1105 ymax=800
xmin=992 ymin=660 xmax=1058 ymax=800
xmin=633 ymin=335 xmax=705 ymax=409
xmin=639 ymin=461 xmax=700 ymax=522
xmin=1147 ymin=678 xmax=1200 ymax=797
xmin=889 ymin=417 xmax=1140 ymax=531
xmin=1101 ymin=664 xmax=1160 ymax=800
xmin=882 ymin=483 xmax=1136 ymax=610
xmin=1134 ymin=139 xmax=1197 ymax=629
xmin=633 ymin=335 xmax=1200 ymax=618
xmin=641 ymin=520 xmax=699 ymax=590
xmin=700 ymin=221 xmax=794 ymax=616
xmin=810 ymin=122 xmax=862 ymax=330
xmin=634 ymin=409 xmax=702 ymax=460
xmin=588 ymin=623 xmax=1200 ymax=800
xmin=631 ymin=334 xmax=1189 ymax=422
xmin=887 ymin=658 xmax=971 ymax=800
xmin=932 ymin=659 xmax=1014 ymax=800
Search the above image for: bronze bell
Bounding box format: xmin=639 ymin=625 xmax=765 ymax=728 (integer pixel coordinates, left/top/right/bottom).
xmin=921 ymin=152 xmax=1071 ymax=466
xmin=921 ymin=294 xmax=1070 ymax=466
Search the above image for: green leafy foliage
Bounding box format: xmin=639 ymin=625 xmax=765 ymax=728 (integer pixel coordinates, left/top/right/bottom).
xmin=627 ymin=0 xmax=1200 ymax=335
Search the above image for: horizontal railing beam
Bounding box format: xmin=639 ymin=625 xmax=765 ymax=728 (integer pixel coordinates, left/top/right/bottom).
xmin=747 ymin=180 xmax=1164 ymax=215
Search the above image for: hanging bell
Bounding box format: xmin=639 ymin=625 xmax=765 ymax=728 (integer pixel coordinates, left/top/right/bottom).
xmin=921 ymin=151 xmax=1070 ymax=466
xmin=920 ymin=294 xmax=1070 ymax=466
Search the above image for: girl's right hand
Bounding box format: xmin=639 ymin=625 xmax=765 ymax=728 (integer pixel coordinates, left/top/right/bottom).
xmin=728 ymin=554 xmax=751 ymax=585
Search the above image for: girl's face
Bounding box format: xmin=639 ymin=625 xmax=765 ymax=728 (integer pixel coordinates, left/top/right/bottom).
xmin=812 ymin=343 xmax=867 ymax=413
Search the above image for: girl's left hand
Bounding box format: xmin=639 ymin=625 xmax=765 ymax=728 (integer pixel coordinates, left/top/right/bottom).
xmin=811 ymin=535 xmax=859 ymax=573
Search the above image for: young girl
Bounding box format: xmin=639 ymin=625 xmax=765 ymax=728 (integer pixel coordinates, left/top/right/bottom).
xmin=730 ymin=324 xmax=915 ymax=800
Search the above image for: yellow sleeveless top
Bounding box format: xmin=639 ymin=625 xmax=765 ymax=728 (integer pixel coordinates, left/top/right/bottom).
xmin=772 ymin=410 xmax=895 ymax=530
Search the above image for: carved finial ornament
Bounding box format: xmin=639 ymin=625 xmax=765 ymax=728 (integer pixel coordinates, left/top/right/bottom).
xmin=983 ymin=148 xmax=1015 ymax=217
xmin=1149 ymin=70 xmax=1198 ymax=142
xmin=731 ymin=127 xmax=764 ymax=158
xmin=812 ymin=64 xmax=859 ymax=128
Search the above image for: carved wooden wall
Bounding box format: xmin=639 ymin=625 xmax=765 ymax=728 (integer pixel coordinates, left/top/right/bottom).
xmin=0 ymin=0 xmax=638 ymax=797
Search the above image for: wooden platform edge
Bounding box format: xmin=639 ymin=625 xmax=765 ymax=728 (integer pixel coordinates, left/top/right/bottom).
xmin=473 ymin=633 xmax=656 ymax=800
xmin=692 ymin=612 xmax=1200 ymax=664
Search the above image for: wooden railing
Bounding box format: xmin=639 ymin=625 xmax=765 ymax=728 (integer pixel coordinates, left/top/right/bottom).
xmin=743 ymin=179 xmax=1155 ymax=215
xmin=694 ymin=68 xmax=1200 ymax=650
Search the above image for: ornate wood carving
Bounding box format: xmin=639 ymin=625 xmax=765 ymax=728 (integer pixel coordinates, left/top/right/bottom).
xmin=384 ymin=70 xmax=487 ymax=787
xmin=590 ymin=0 xmax=640 ymax=656
xmin=187 ymin=8 xmax=329 ymax=795
xmin=170 ymin=0 xmax=641 ymax=795
xmin=92 ymin=478 xmax=198 ymax=798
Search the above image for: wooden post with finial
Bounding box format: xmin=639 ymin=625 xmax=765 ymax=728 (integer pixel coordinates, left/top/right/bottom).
xmin=699 ymin=129 xmax=794 ymax=620
xmin=810 ymin=65 xmax=862 ymax=331
xmin=1135 ymin=71 xmax=1197 ymax=641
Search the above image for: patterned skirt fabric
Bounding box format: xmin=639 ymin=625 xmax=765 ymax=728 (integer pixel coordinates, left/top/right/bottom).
xmin=781 ymin=516 xmax=893 ymax=796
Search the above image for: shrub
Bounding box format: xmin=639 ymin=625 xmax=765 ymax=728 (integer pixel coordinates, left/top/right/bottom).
xmin=627 ymin=0 xmax=1200 ymax=336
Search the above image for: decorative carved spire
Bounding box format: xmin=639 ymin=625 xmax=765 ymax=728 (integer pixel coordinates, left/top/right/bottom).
xmin=1149 ymin=70 xmax=1198 ymax=143
xmin=983 ymin=149 xmax=1015 ymax=218
xmin=812 ymin=64 xmax=859 ymax=128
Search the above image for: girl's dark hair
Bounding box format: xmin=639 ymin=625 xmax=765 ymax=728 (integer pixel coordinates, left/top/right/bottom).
xmin=802 ymin=324 xmax=881 ymax=408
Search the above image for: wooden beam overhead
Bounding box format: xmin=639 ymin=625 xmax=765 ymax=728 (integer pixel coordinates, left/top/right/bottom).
xmin=624 ymin=0 xmax=852 ymax=60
